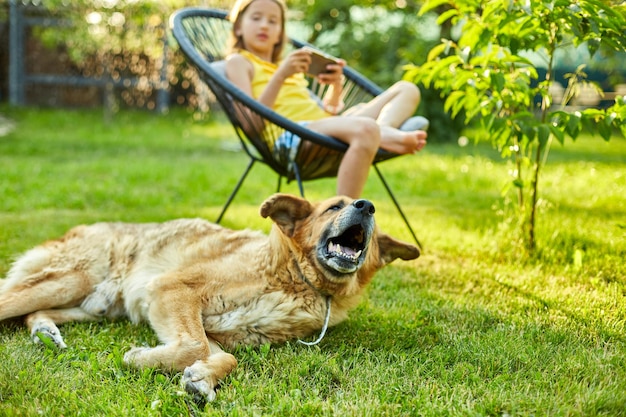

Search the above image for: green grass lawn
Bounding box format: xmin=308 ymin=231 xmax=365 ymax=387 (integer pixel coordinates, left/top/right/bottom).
xmin=0 ymin=106 xmax=625 ymax=416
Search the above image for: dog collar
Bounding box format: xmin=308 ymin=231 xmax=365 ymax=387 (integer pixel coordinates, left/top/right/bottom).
xmin=290 ymin=259 xmax=332 ymax=346
xmin=298 ymin=295 xmax=331 ymax=346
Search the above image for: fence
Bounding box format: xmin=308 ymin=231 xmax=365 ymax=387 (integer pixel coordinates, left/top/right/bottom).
xmin=7 ymin=0 xmax=169 ymax=112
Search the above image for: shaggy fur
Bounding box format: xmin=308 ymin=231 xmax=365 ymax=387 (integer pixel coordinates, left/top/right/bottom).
xmin=0 ymin=193 xmax=419 ymax=401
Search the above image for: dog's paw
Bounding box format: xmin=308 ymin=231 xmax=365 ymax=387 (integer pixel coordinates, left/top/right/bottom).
xmin=81 ymin=293 xmax=112 ymax=316
xmin=31 ymin=323 xmax=67 ymax=349
xmin=81 ymin=280 xmax=122 ymax=317
xmin=123 ymin=347 xmax=150 ymax=366
xmin=181 ymin=363 xmax=217 ymax=402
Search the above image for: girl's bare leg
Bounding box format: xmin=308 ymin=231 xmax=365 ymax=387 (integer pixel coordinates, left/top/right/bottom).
xmin=342 ymin=80 xmax=427 ymax=154
xmin=379 ymin=126 xmax=427 ymax=154
xmin=344 ymin=80 xmax=421 ymax=128
xmin=335 ymin=141 xmax=375 ymax=198
xmin=307 ymin=116 xmax=380 ymax=198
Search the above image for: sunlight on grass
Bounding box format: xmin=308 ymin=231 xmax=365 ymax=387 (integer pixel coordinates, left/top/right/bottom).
xmin=1 ymin=106 xmax=625 ymax=415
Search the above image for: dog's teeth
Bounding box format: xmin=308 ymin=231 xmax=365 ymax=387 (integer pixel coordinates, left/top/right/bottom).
xmin=328 ymin=241 xmax=361 ymax=261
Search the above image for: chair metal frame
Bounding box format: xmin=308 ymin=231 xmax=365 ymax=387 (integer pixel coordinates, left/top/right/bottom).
xmin=170 ymin=7 xmax=421 ymax=248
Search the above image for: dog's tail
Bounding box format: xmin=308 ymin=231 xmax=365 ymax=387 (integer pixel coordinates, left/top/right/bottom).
xmin=1 ymin=246 xmax=51 ymax=296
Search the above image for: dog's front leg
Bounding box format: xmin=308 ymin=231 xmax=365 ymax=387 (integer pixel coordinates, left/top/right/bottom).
xmin=123 ymin=277 xmax=237 ymax=402
xmin=181 ymin=339 xmax=238 ymax=402
xmin=25 ymin=307 xmax=101 ymax=348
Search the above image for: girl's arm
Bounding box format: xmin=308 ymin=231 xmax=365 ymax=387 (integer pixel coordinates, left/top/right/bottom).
xmin=317 ymin=60 xmax=346 ymax=115
xmin=225 ymin=54 xmax=266 ymax=134
xmin=225 ymin=53 xmax=255 ymax=96
xmin=225 ymin=50 xmax=313 ymax=134
xmin=226 ymin=50 xmax=313 ymax=108
xmin=225 ymin=50 xmax=345 ymax=119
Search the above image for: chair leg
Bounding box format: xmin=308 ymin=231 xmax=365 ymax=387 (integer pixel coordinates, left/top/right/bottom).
xmin=217 ymin=158 xmax=256 ymax=224
xmin=373 ymin=164 xmax=423 ymax=250
xmin=292 ymin=162 xmax=305 ymax=197
xmin=276 ymin=175 xmax=282 ymax=193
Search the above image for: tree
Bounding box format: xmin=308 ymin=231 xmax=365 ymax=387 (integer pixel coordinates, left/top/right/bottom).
xmin=289 ymin=0 xmax=465 ymax=142
xmin=290 ymin=0 xmax=428 ymax=85
xmin=18 ymin=0 xmax=232 ymax=111
xmin=406 ymin=0 xmax=626 ymax=253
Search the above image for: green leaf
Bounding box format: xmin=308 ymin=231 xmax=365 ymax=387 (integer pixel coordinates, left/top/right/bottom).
xmin=491 ymin=72 xmax=506 ymax=93
xmin=426 ymin=43 xmax=450 ymax=62
xmin=437 ymin=8 xmax=459 ymax=25
xmin=581 ymin=116 xmax=596 ymax=134
xmin=537 ymin=125 xmax=551 ymax=147
xmin=587 ymin=37 xmax=600 ymax=58
xmin=459 ymin=22 xmax=484 ymax=49
xmin=549 ymin=124 xmax=565 ymax=144
xmin=36 ymin=332 xmax=60 ymax=350
xmin=566 ymin=113 xmax=582 ymax=138
xmin=428 ymin=56 xmax=463 ymax=87
xmin=444 ymin=91 xmax=466 ymax=117
xmin=522 ymin=124 xmax=536 ymax=143
xmin=598 ymin=117 xmax=612 ymax=141
xmin=419 ymin=0 xmax=452 ymax=16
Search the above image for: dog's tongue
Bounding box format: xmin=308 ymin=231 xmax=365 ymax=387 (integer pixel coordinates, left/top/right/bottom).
xmin=341 ymin=245 xmax=357 ymax=256
xmin=329 ymin=242 xmax=361 ymax=259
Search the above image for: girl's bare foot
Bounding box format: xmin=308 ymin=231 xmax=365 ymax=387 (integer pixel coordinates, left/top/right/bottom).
xmin=379 ymin=127 xmax=428 ymax=154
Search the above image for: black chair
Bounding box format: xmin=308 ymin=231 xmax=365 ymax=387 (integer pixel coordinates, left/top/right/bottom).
xmin=169 ymin=7 xmax=422 ymax=249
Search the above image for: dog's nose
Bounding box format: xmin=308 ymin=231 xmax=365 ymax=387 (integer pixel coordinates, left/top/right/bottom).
xmin=353 ymin=199 xmax=375 ymax=216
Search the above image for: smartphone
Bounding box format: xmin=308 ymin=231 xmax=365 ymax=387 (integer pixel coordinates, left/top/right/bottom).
xmin=303 ymin=47 xmax=339 ymax=76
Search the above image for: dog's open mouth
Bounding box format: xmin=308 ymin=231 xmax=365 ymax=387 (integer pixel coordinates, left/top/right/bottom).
xmin=327 ymin=225 xmax=365 ymax=262
xmin=321 ymin=223 xmax=371 ymax=275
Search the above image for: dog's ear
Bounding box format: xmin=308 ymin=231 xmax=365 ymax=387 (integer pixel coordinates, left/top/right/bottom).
xmin=260 ymin=193 xmax=314 ymax=237
xmin=377 ymin=233 xmax=420 ymax=266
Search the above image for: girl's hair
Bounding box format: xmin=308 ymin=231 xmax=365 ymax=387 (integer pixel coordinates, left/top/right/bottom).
xmin=228 ymin=0 xmax=288 ymax=63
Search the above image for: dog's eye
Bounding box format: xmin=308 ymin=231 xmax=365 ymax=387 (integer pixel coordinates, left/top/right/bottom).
xmin=326 ymin=203 xmax=344 ymax=212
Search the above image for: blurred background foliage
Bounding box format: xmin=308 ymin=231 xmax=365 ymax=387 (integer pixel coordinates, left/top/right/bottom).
xmin=2 ymin=1 xmax=624 ymax=142
xmin=289 ymin=0 xmax=464 ymax=142
xmin=0 ymin=1 xmax=496 ymax=142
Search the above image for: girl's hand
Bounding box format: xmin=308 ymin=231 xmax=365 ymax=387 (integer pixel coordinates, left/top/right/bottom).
xmin=276 ymin=49 xmax=313 ymax=79
xmin=317 ymin=60 xmax=345 ymax=86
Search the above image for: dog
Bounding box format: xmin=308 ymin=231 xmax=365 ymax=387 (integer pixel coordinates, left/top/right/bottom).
xmin=0 ymin=193 xmax=419 ymax=401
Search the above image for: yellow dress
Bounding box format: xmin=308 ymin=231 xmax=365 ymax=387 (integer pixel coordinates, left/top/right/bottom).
xmin=239 ymin=50 xmax=329 ymax=122
xmin=235 ymin=50 xmax=333 ymax=171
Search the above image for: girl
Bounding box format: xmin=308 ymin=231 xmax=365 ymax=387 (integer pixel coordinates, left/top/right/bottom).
xmin=225 ymin=0 xmax=428 ymax=198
